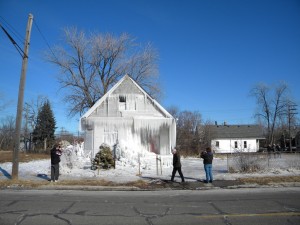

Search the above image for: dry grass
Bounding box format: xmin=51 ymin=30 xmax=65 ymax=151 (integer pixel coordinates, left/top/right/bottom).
xmin=1 ymin=176 xmax=299 ymax=189
xmin=0 ymin=180 xmax=47 ymax=188
xmin=0 ymin=179 xmax=151 ymax=189
xmin=238 ymin=176 xmax=300 ymax=185
xmin=0 ymin=151 xmax=49 ymax=163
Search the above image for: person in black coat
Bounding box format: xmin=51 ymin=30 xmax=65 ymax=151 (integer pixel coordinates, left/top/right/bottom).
xmin=170 ymin=148 xmax=185 ymax=182
xmin=200 ymin=147 xmax=213 ymax=183
xmin=50 ymin=144 xmax=62 ymax=182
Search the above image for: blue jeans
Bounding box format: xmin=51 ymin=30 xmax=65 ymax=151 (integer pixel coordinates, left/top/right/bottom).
xmin=204 ymin=164 xmax=213 ymax=182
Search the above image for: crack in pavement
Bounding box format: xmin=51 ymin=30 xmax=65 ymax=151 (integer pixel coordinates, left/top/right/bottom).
xmin=132 ymin=206 xmax=171 ymax=225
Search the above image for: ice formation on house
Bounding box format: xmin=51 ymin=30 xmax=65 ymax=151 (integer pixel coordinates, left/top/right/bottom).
xmin=59 ymin=142 xmax=172 ymax=175
xmin=80 ymin=74 xmax=176 ymax=158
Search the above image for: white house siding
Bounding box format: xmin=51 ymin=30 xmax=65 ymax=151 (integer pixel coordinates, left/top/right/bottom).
xmin=211 ymin=138 xmax=259 ymax=153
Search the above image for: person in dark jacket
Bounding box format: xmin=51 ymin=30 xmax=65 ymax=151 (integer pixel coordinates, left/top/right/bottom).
xmin=170 ymin=148 xmax=185 ymax=182
xmin=200 ymin=147 xmax=213 ymax=183
xmin=50 ymin=144 xmax=62 ymax=182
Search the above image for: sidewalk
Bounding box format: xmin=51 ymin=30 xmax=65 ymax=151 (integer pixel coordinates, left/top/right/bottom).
xmin=2 ymin=175 xmax=300 ymax=191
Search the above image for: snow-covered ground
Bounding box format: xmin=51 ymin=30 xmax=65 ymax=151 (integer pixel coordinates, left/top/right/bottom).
xmin=0 ymin=144 xmax=299 ymax=183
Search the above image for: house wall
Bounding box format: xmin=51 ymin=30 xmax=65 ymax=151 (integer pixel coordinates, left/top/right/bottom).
xmin=211 ymin=138 xmax=259 ymax=153
xmin=85 ymin=118 xmax=172 ymax=157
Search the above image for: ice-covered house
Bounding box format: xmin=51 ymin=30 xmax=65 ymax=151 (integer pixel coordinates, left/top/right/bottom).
xmin=208 ymin=124 xmax=265 ymax=153
xmin=80 ymin=75 xmax=176 ymax=157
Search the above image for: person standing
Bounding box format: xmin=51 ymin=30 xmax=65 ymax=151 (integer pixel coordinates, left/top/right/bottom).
xmin=50 ymin=144 xmax=62 ymax=182
xmin=170 ymin=148 xmax=185 ymax=182
xmin=200 ymin=147 xmax=214 ymax=183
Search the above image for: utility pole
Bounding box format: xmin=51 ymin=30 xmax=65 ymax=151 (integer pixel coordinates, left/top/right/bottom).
xmin=12 ymin=14 xmax=33 ymax=180
xmin=287 ymin=101 xmax=298 ymax=152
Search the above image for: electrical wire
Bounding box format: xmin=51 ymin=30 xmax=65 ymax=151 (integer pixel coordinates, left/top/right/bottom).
xmin=0 ymin=16 xmax=24 ymax=45
xmin=0 ymin=23 xmax=25 ymax=58
xmin=33 ymin=18 xmax=58 ymax=62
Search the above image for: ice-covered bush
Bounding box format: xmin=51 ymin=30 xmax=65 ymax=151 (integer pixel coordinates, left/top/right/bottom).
xmin=91 ymin=143 xmax=115 ymax=170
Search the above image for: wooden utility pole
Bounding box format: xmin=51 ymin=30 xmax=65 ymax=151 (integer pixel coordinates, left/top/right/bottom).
xmin=12 ymin=14 xmax=33 ymax=180
xmin=287 ymin=102 xmax=298 ymax=152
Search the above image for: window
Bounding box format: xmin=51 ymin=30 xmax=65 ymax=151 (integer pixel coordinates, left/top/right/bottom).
xmin=119 ymin=96 xmax=126 ymax=103
xmin=234 ymin=141 xmax=238 ymax=148
xmin=119 ymin=96 xmax=126 ymax=110
xmin=244 ymin=141 xmax=247 ymax=148
xmin=216 ymin=141 xmax=219 ymax=148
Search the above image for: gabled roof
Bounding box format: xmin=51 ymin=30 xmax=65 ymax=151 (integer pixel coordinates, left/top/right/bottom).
xmin=80 ymin=74 xmax=173 ymax=119
xmin=208 ymin=125 xmax=265 ymax=139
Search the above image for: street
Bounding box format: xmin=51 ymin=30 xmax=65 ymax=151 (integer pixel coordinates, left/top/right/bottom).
xmin=0 ymin=187 xmax=299 ymax=225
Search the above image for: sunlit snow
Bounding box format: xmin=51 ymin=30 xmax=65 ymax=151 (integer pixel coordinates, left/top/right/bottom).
xmin=0 ymin=143 xmax=299 ymax=183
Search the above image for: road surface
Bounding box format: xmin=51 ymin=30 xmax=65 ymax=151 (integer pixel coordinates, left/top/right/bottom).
xmin=0 ymin=187 xmax=299 ymax=225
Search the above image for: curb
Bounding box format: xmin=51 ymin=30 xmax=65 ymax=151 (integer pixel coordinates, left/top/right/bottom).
xmin=2 ymin=182 xmax=300 ymax=191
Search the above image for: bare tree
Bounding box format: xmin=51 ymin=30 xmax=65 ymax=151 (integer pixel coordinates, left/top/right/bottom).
xmin=167 ymin=105 xmax=180 ymax=120
xmin=0 ymin=116 xmax=15 ymax=150
xmin=198 ymin=120 xmax=214 ymax=149
xmin=176 ymin=110 xmax=202 ymax=155
xmin=45 ymin=27 xmax=160 ymax=117
xmin=0 ymin=92 xmax=11 ymax=113
xmin=23 ymin=95 xmax=48 ymax=151
xmin=24 ymin=95 xmax=48 ymax=132
xmin=250 ymin=82 xmax=288 ymax=145
xmin=0 ymin=92 xmax=4 ymax=112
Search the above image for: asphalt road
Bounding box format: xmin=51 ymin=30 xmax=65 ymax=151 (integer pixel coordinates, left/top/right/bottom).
xmin=0 ymin=187 xmax=299 ymax=225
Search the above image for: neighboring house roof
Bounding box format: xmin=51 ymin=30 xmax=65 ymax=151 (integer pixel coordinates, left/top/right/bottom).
xmin=80 ymin=74 xmax=173 ymax=120
xmin=208 ymin=125 xmax=265 ymax=139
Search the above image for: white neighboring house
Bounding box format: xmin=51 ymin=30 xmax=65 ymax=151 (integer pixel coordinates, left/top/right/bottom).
xmin=80 ymin=74 xmax=176 ymax=158
xmin=208 ymin=124 xmax=265 ymax=153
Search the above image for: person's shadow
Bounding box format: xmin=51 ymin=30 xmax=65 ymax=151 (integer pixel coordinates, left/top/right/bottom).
xmin=37 ymin=174 xmax=50 ymax=181
xmin=0 ymin=167 xmax=12 ymax=179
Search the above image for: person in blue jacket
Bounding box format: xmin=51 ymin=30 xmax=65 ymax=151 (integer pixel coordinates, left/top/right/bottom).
xmin=200 ymin=147 xmax=213 ymax=183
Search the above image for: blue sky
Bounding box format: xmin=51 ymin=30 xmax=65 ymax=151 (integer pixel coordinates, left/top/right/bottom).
xmin=0 ymin=0 xmax=299 ymax=133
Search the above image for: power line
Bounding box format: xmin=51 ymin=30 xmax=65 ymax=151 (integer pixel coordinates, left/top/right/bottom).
xmin=33 ymin=18 xmax=58 ymax=61
xmin=0 ymin=16 xmax=24 ymax=44
xmin=0 ymin=23 xmax=25 ymax=58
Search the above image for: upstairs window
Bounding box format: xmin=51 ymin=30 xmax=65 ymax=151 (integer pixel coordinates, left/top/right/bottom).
xmin=216 ymin=141 xmax=219 ymax=148
xmin=244 ymin=141 xmax=247 ymax=149
xmin=119 ymin=96 xmax=126 ymax=110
